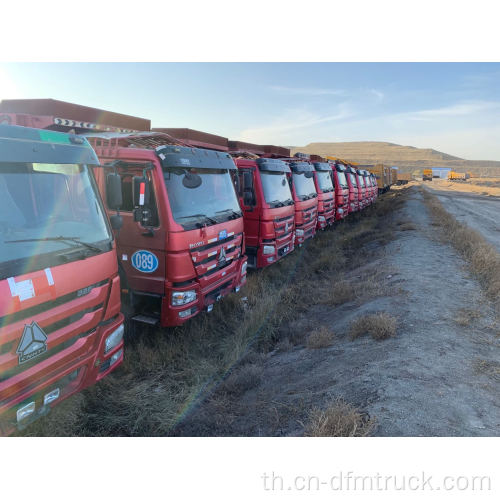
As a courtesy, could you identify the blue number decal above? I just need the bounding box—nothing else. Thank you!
[219,229,227,240]
[131,250,159,273]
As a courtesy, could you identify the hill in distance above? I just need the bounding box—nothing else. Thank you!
[290,142,500,175]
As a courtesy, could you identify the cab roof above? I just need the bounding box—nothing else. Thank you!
[0,124,99,165]
[155,144,236,170]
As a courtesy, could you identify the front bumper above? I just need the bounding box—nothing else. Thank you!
[162,256,248,326]
[0,313,124,435]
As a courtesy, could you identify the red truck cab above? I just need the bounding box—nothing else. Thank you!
[311,161,335,229]
[89,135,248,327]
[284,159,318,245]
[363,170,375,204]
[331,162,350,220]
[355,169,367,209]
[232,156,295,269]
[0,123,124,434]
[345,165,359,213]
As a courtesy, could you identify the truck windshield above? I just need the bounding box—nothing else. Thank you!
[292,172,316,200]
[336,171,348,188]
[349,173,357,186]
[315,171,333,193]
[260,171,293,206]
[163,168,242,229]
[0,163,112,279]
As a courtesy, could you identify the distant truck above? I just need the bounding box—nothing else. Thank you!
[448,171,468,182]
[423,169,433,181]
[365,164,391,194]
[396,172,412,185]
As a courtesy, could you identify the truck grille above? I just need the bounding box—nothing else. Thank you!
[190,233,243,279]
[0,280,108,386]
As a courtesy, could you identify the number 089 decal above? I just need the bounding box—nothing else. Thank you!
[131,250,159,273]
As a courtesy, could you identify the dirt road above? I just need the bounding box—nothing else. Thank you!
[178,187,500,436]
[424,182,500,252]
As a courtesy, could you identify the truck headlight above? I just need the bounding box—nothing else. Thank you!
[172,290,197,306]
[295,229,304,237]
[263,245,276,255]
[105,324,124,354]
[318,216,326,222]
[241,261,247,274]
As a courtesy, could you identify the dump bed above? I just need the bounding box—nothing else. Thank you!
[0,99,150,132]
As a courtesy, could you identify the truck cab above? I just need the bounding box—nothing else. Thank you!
[232,156,295,268]
[330,162,350,220]
[345,165,359,213]
[311,161,335,229]
[0,124,124,434]
[355,169,368,209]
[286,160,318,245]
[89,135,248,327]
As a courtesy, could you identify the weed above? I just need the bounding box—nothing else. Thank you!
[349,313,397,340]
[303,399,376,437]
[306,326,335,349]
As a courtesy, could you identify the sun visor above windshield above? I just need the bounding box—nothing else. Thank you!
[0,124,99,165]
[312,162,332,172]
[155,145,236,170]
[289,161,314,173]
[256,158,290,173]
[335,164,346,172]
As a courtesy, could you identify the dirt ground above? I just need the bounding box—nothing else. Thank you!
[425,177,500,198]
[424,181,500,252]
[177,186,500,436]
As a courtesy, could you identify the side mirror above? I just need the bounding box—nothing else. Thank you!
[133,176,151,208]
[106,173,122,210]
[110,214,123,231]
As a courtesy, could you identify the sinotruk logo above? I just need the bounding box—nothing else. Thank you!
[16,322,48,364]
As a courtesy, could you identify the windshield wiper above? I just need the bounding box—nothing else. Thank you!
[6,236,102,253]
[215,209,242,219]
[177,214,219,226]
[267,200,285,207]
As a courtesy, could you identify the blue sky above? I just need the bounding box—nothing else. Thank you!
[1,63,499,160]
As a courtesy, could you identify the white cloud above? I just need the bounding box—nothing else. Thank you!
[370,89,384,101]
[237,105,353,144]
[268,85,346,96]
[406,100,500,120]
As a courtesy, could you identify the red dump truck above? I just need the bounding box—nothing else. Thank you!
[308,155,335,229]
[344,164,360,213]
[227,141,295,269]
[0,123,124,435]
[273,154,318,246]
[330,162,350,220]
[1,100,247,327]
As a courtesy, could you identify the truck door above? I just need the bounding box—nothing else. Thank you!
[237,168,259,249]
[113,162,166,296]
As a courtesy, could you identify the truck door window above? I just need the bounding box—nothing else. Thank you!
[116,165,159,227]
[239,169,255,206]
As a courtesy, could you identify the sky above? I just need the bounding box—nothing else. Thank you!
[1,62,499,160]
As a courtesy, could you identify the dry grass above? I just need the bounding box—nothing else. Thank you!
[422,189,500,309]
[221,363,263,396]
[454,308,482,327]
[306,326,335,349]
[19,188,409,436]
[303,399,376,437]
[397,220,417,231]
[349,313,397,340]
[472,359,500,381]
